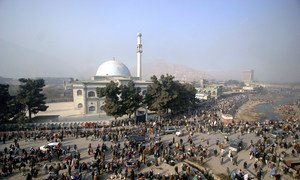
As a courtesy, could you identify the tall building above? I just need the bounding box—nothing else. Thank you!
[72,33,152,114]
[242,70,254,84]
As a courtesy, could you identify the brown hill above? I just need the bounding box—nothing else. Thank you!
[132,60,210,82]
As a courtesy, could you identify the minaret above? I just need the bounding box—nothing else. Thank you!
[136,33,143,80]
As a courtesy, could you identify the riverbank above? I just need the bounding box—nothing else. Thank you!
[234,100,266,122]
[233,93,290,123]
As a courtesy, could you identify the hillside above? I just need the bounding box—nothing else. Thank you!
[132,60,210,82]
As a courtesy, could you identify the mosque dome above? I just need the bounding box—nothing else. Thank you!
[96,60,131,77]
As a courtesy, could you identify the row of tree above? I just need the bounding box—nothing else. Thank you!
[1,75,198,122]
[97,74,199,119]
[0,78,48,123]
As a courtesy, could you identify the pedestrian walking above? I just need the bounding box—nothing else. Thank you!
[233,155,238,166]
[243,161,248,169]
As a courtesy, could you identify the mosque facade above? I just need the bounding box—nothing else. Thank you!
[72,33,151,114]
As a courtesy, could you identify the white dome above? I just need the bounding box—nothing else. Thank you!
[96,60,131,77]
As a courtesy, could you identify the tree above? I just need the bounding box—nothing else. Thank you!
[97,81,124,119]
[144,75,160,112]
[0,84,13,122]
[180,83,198,112]
[225,80,245,87]
[168,82,187,115]
[17,78,48,120]
[145,74,178,117]
[120,80,142,118]
[145,74,199,117]
[9,96,26,123]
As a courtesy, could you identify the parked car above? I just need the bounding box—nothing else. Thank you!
[126,135,147,144]
[175,130,183,137]
[271,130,288,139]
[40,142,62,152]
[64,151,80,161]
[125,159,138,169]
[163,126,177,134]
[229,139,244,152]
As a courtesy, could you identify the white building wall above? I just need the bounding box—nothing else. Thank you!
[72,79,152,114]
[73,85,85,114]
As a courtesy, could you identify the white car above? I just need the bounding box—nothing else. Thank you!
[40,142,61,152]
[175,130,183,136]
[163,126,177,134]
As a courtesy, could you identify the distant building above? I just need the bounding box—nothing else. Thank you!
[195,93,209,100]
[242,84,263,92]
[242,86,255,91]
[201,85,223,99]
[199,79,209,88]
[242,70,254,84]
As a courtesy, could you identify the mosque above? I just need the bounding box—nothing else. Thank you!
[72,33,152,114]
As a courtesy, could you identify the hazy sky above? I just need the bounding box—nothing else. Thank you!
[0,0,300,83]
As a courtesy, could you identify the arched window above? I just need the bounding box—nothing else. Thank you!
[77,103,83,108]
[89,106,95,111]
[88,91,95,97]
[77,90,82,96]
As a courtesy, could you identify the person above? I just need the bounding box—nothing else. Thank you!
[26,172,32,180]
[130,169,135,180]
[270,166,277,177]
[211,147,217,156]
[124,168,128,179]
[44,164,48,174]
[253,162,258,171]
[228,150,233,162]
[174,166,178,174]
[93,172,97,180]
[74,144,77,152]
[220,155,224,165]
[67,164,71,176]
[235,169,243,179]
[243,161,248,169]
[233,155,238,166]
[256,168,262,180]
[2,133,6,144]
[8,164,12,175]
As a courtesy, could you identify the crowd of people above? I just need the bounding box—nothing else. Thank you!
[216,94,248,115]
[275,98,300,122]
[0,92,300,180]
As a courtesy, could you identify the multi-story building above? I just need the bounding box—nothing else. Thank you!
[242,70,254,84]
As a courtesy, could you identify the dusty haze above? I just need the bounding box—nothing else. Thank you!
[0,0,300,83]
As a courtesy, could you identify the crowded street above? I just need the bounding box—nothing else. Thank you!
[1,92,300,180]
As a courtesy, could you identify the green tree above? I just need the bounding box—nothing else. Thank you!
[97,81,124,119]
[120,80,142,118]
[180,83,198,112]
[225,80,245,86]
[0,84,13,122]
[9,96,26,123]
[144,75,160,112]
[17,78,48,120]
[145,74,199,117]
[145,74,178,117]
